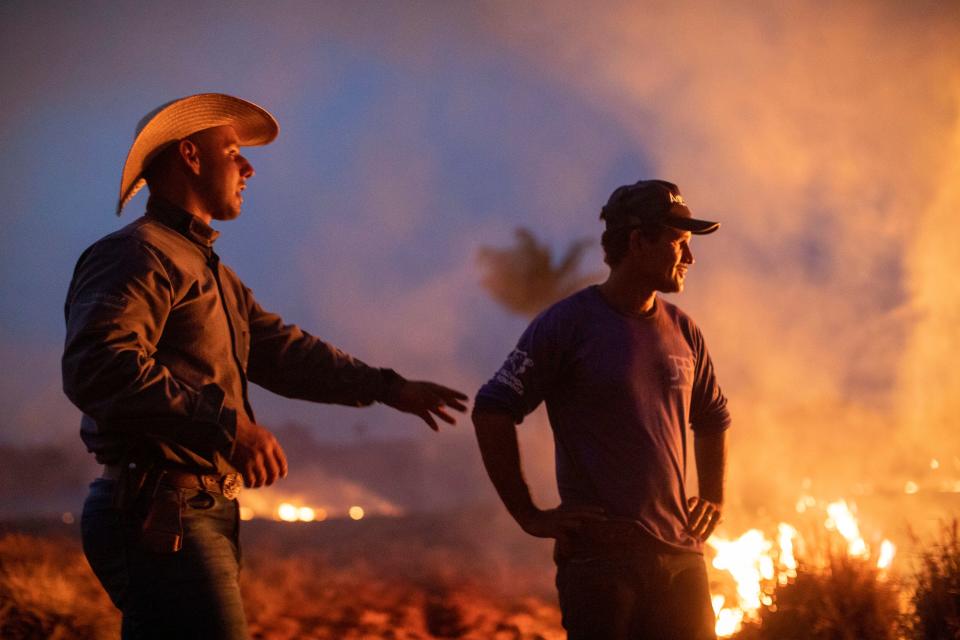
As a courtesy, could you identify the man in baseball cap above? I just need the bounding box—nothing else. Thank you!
[600,178,720,235]
[473,178,729,639]
[63,93,467,638]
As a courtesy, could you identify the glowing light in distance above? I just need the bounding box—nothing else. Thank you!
[61,512,75,524]
[277,503,298,522]
[239,506,255,521]
[349,506,365,520]
[298,507,315,522]
[904,480,919,495]
[931,458,940,470]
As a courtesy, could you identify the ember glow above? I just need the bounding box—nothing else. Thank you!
[707,497,896,637]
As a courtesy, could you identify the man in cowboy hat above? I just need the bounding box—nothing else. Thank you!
[63,93,468,638]
[472,179,730,639]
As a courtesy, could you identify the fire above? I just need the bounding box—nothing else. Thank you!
[277,502,299,522]
[825,499,867,558]
[274,502,332,522]
[877,539,896,571]
[708,496,895,637]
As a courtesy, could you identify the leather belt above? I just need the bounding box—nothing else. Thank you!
[162,469,244,501]
[101,464,243,500]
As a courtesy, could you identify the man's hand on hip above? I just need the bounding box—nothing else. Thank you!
[686,496,722,541]
[384,380,469,431]
[516,505,608,544]
[231,414,288,488]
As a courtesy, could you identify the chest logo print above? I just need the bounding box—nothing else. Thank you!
[668,354,695,388]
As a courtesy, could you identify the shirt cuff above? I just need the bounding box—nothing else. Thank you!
[374,368,407,405]
[194,383,238,457]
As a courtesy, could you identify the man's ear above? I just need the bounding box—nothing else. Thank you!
[628,228,645,256]
[178,139,202,176]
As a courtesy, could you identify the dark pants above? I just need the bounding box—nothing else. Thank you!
[81,478,249,640]
[556,539,716,640]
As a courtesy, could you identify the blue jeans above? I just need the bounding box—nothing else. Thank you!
[81,478,249,640]
[556,541,716,640]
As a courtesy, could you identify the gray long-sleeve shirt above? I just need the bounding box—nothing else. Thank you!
[63,196,398,472]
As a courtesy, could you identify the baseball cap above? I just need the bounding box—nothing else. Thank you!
[600,179,720,235]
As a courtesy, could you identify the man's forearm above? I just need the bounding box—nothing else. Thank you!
[472,409,537,522]
[694,429,727,504]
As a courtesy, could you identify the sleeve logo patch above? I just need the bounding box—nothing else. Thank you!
[495,349,534,395]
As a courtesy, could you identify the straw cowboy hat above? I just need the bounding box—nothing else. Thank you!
[117,93,279,214]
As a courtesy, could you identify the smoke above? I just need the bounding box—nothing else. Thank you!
[2,0,959,531]
[470,0,960,520]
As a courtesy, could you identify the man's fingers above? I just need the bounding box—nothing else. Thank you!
[701,511,721,540]
[436,385,469,402]
[686,500,711,534]
[420,412,439,432]
[427,383,469,410]
[245,459,263,489]
[686,500,720,539]
[444,399,468,413]
[276,445,289,479]
[431,406,456,425]
[262,447,280,486]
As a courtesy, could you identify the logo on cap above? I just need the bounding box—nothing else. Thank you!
[669,193,687,206]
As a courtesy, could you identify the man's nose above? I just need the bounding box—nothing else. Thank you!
[240,156,255,178]
[681,243,694,264]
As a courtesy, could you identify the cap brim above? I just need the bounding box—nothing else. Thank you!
[662,215,720,235]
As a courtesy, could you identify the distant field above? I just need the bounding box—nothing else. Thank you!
[3,510,956,638]
[0,508,565,639]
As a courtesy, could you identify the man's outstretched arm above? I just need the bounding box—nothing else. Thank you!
[688,429,727,541]
[472,409,604,540]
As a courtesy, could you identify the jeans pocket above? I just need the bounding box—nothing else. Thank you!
[140,487,184,553]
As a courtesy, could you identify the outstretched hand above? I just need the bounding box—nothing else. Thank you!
[686,496,722,541]
[384,380,469,431]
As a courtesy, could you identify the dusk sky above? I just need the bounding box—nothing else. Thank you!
[2,1,959,506]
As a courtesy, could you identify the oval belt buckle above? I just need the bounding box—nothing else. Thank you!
[221,473,242,500]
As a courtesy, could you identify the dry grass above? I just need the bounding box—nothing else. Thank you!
[733,552,903,640]
[240,552,563,639]
[5,515,957,639]
[0,513,564,640]
[905,519,960,640]
[0,533,119,640]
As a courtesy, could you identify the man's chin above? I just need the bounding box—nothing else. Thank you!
[659,279,684,294]
[212,207,242,222]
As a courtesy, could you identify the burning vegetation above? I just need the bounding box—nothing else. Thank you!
[3,508,960,638]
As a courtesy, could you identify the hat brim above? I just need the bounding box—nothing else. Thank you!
[662,214,720,235]
[117,93,279,214]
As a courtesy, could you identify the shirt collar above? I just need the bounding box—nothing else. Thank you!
[145,195,220,248]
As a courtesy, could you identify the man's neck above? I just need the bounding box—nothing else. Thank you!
[149,186,213,225]
[599,270,657,317]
